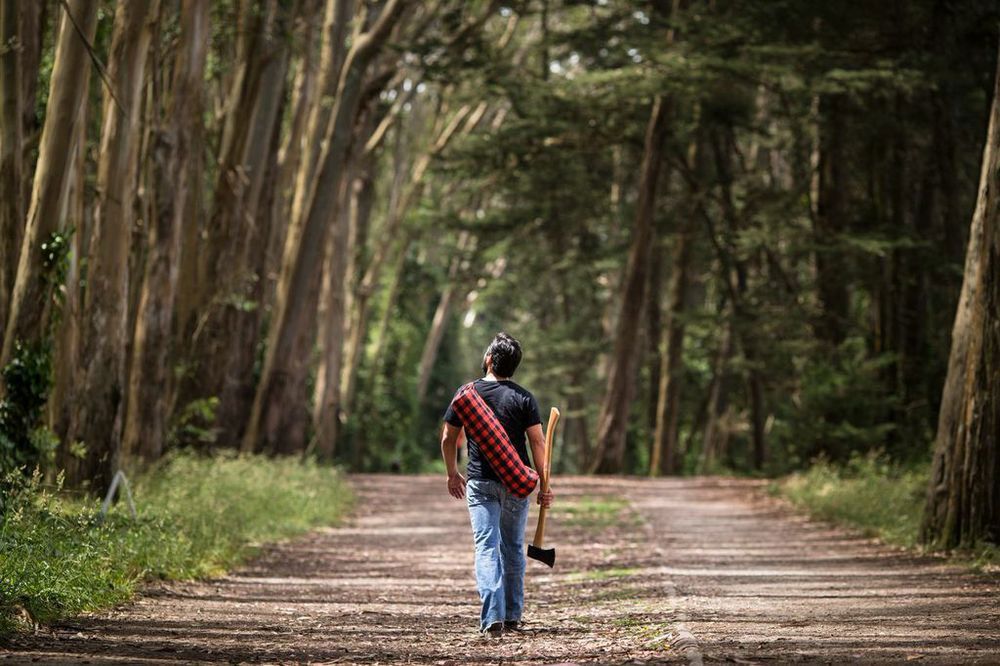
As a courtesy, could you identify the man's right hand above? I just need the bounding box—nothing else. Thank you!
[447,471,467,500]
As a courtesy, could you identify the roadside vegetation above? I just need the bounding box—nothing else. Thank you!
[0,454,351,635]
[772,452,927,548]
[771,453,999,570]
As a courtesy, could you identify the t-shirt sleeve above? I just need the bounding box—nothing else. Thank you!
[442,388,463,427]
[524,392,542,428]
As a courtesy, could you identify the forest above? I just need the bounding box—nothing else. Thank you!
[1,0,1000,573]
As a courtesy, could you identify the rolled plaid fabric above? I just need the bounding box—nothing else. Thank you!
[449,382,539,498]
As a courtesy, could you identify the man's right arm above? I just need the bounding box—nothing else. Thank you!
[441,422,466,499]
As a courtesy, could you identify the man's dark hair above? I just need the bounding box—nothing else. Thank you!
[482,332,522,378]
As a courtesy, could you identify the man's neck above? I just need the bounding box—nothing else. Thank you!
[484,372,510,382]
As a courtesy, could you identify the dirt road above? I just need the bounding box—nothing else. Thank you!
[3,475,999,664]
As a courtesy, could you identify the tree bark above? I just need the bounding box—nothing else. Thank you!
[645,227,663,457]
[0,0,23,333]
[310,141,367,460]
[267,4,321,307]
[415,231,472,403]
[243,0,409,455]
[589,95,670,474]
[922,45,1000,549]
[281,0,355,299]
[365,234,410,390]
[122,0,209,464]
[67,0,159,490]
[700,309,734,471]
[1,0,97,369]
[649,223,691,476]
[178,0,291,446]
[17,0,41,160]
[48,92,87,453]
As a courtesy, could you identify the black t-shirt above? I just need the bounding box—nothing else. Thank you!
[443,378,542,482]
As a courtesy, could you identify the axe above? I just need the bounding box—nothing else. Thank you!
[527,407,560,567]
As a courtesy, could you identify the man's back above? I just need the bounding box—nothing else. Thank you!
[444,378,541,482]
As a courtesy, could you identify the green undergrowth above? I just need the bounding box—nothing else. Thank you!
[771,453,1000,571]
[770,451,928,548]
[0,452,351,635]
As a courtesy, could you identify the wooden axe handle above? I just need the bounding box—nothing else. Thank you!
[531,407,560,548]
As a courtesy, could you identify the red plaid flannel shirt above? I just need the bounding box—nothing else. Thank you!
[449,382,539,498]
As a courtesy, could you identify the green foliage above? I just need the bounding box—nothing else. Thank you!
[768,338,899,471]
[0,341,55,485]
[167,397,221,450]
[39,230,72,294]
[0,453,351,634]
[0,229,74,484]
[773,451,928,548]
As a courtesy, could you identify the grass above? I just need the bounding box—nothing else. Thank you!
[569,566,640,582]
[0,452,351,635]
[557,495,642,529]
[770,451,928,548]
[772,452,1000,572]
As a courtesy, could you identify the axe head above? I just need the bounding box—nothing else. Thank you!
[527,544,555,567]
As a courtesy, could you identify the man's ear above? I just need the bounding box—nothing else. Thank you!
[482,353,491,374]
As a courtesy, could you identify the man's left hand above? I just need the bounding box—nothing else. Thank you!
[447,471,467,500]
[537,488,554,508]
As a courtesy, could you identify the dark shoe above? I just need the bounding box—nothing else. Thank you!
[481,622,503,638]
[503,620,524,632]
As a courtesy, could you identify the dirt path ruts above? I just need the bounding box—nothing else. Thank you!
[2,475,999,664]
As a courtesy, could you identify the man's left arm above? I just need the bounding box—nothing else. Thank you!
[526,424,554,508]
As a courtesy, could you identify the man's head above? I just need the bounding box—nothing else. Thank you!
[482,332,522,378]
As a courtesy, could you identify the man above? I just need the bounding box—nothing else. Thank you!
[441,332,555,638]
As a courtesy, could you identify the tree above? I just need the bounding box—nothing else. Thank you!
[243,0,410,455]
[1,0,97,370]
[589,95,670,474]
[123,0,210,464]
[0,0,23,330]
[66,0,160,490]
[921,43,1000,549]
[177,0,292,446]
[649,220,692,476]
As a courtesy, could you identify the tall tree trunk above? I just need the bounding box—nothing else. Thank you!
[711,125,768,471]
[48,95,88,452]
[1,0,97,369]
[281,0,355,300]
[812,94,850,346]
[649,222,692,476]
[310,153,360,460]
[415,231,472,403]
[243,0,409,455]
[67,0,159,490]
[17,0,43,218]
[645,227,663,456]
[179,0,290,446]
[17,0,42,157]
[589,96,670,474]
[700,309,734,471]
[364,234,409,389]
[745,340,767,470]
[922,45,1000,549]
[0,0,23,333]
[122,0,209,464]
[267,4,321,307]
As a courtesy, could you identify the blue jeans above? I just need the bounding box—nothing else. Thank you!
[466,477,529,631]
